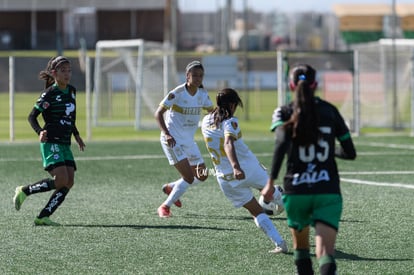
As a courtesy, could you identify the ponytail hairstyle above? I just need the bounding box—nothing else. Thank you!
[39,56,70,89]
[213,88,243,127]
[284,64,320,146]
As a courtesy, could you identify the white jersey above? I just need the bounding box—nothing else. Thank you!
[160,83,213,144]
[201,113,259,177]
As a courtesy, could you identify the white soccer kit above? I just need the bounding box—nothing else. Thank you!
[201,114,268,208]
[160,83,213,165]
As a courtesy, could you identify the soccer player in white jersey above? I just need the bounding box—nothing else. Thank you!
[155,61,214,218]
[201,88,288,253]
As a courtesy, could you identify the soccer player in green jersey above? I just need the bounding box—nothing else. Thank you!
[13,56,85,226]
[263,64,356,275]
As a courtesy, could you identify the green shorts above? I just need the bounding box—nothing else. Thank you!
[40,143,76,171]
[282,194,342,232]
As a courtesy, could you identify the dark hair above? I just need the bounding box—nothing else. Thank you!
[185,60,204,88]
[284,64,319,146]
[186,60,204,73]
[39,56,70,89]
[212,88,243,126]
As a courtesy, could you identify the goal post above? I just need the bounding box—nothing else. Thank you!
[93,39,177,129]
[277,50,359,134]
[278,43,414,134]
[352,39,414,132]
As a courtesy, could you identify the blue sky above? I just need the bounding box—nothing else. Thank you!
[178,0,410,13]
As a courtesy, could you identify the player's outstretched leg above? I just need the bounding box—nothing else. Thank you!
[13,179,55,211]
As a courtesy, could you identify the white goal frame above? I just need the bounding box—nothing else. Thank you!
[277,50,359,135]
[93,39,177,129]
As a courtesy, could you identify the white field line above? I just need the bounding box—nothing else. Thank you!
[356,142,414,150]
[341,178,414,189]
[0,151,410,162]
[340,171,414,175]
[0,154,166,162]
[1,154,413,189]
[336,141,414,189]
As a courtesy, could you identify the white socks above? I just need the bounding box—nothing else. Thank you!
[254,213,284,245]
[164,179,190,207]
[164,176,202,207]
[169,176,201,188]
[167,178,182,189]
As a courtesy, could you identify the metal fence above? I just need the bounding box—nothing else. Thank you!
[277,41,414,135]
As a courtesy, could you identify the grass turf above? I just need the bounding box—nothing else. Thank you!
[1,137,413,274]
[1,88,413,274]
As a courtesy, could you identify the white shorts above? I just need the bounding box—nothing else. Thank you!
[217,161,268,208]
[160,135,204,166]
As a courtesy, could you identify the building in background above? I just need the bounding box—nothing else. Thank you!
[398,4,414,38]
[333,3,414,45]
[0,1,412,52]
[0,0,169,50]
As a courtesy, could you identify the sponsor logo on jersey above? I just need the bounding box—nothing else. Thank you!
[171,105,201,115]
[60,119,72,126]
[231,121,238,130]
[167,93,175,100]
[292,163,330,186]
[65,103,75,115]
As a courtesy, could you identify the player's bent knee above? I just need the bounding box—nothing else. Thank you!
[194,164,208,181]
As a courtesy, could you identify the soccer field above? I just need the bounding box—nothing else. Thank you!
[1,137,413,274]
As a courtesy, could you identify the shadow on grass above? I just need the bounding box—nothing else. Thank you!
[335,249,412,262]
[287,249,412,262]
[339,219,365,223]
[184,213,287,222]
[63,223,237,231]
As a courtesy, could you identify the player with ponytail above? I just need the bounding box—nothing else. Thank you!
[264,64,356,274]
[202,88,288,254]
[13,56,85,226]
[155,61,213,218]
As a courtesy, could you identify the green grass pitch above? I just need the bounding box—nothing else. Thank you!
[1,136,413,274]
[1,89,413,274]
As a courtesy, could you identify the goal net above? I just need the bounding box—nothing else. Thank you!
[277,50,358,132]
[93,39,177,129]
[278,44,414,134]
[352,39,414,131]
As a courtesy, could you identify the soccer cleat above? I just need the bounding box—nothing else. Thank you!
[162,184,182,208]
[157,205,171,218]
[269,241,288,254]
[34,217,61,226]
[13,186,27,211]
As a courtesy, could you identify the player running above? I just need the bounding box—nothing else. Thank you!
[201,88,288,253]
[13,56,85,226]
[155,61,214,218]
[263,64,356,274]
